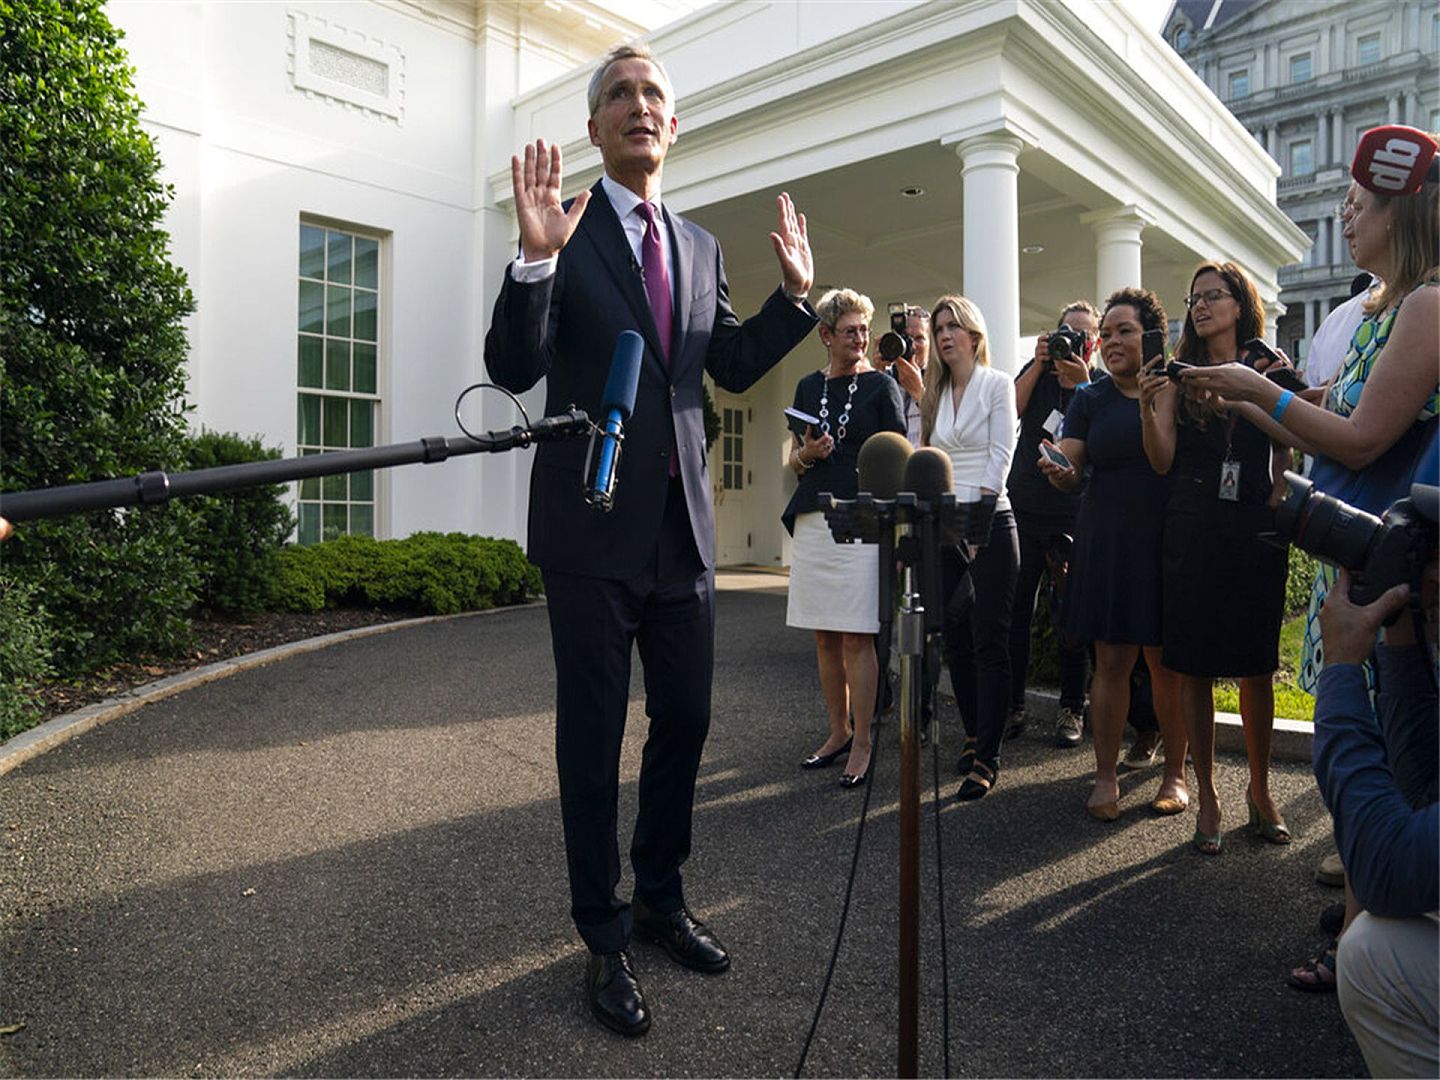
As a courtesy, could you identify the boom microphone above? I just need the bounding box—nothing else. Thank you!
[857,431,913,499]
[585,330,644,511]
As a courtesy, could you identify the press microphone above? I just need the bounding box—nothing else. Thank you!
[857,431,913,500]
[585,331,644,511]
[903,447,956,634]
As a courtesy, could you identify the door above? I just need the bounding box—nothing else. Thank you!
[711,390,751,565]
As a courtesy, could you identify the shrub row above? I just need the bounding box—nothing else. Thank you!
[265,532,542,615]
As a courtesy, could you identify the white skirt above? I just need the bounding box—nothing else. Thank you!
[786,511,881,634]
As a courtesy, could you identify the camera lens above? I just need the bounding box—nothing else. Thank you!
[1275,473,1382,571]
[878,331,912,363]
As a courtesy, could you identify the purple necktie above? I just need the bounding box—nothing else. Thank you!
[637,201,672,366]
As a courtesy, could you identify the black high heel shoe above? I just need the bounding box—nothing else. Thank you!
[801,736,853,770]
[839,762,870,788]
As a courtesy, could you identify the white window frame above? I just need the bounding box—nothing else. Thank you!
[296,219,386,544]
[1289,51,1313,84]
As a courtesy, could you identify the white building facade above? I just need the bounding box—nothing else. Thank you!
[109,0,1306,565]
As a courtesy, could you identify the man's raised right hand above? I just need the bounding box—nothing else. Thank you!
[513,139,591,262]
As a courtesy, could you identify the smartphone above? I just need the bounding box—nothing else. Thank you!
[1240,337,1308,392]
[1039,442,1072,471]
[1141,328,1167,371]
[1165,360,1195,381]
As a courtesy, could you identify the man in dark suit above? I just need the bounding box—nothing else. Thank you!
[483,42,816,1037]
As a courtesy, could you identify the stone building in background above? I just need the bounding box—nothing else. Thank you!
[1164,0,1438,370]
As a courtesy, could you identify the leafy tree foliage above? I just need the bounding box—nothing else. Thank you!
[1,0,199,672]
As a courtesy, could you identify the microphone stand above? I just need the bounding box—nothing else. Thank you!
[0,409,590,523]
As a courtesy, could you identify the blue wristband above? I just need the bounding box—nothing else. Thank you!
[1270,389,1295,422]
[1074,380,1091,390]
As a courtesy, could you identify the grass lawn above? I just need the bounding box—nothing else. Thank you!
[1213,613,1312,722]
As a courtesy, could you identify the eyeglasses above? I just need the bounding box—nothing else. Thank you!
[1333,199,1362,221]
[831,325,869,339]
[1184,289,1234,309]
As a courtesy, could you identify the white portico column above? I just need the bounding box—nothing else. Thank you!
[1264,298,1285,347]
[1081,205,1155,302]
[952,131,1028,375]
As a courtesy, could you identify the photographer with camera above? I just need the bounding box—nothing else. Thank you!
[1139,261,1291,855]
[1006,302,1097,747]
[877,304,931,449]
[1307,491,1437,1076]
[1178,126,1439,694]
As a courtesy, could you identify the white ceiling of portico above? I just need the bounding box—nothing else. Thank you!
[683,140,1202,337]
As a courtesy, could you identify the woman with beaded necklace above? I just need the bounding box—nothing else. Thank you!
[782,288,905,787]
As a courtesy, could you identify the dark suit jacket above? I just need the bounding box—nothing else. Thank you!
[484,181,817,579]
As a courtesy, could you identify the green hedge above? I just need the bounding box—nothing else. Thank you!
[0,575,56,739]
[266,532,543,615]
[184,430,294,614]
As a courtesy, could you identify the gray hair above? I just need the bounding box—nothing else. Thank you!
[815,288,875,332]
[586,42,674,117]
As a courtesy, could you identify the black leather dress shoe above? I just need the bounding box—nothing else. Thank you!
[633,901,730,973]
[586,950,650,1037]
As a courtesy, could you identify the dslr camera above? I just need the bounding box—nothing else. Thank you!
[1046,325,1085,365]
[878,302,914,364]
[1274,472,1438,609]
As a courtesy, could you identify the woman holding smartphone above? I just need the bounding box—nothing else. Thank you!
[1139,261,1290,855]
[919,295,1019,801]
[1038,288,1187,821]
[782,288,906,788]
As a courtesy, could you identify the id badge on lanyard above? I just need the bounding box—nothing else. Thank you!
[1219,415,1240,502]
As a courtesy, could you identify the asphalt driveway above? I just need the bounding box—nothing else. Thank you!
[0,574,1363,1077]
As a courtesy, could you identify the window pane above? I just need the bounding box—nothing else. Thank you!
[299,503,321,545]
[327,230,352,284]
[350,504,374,537]
[723,410,733,434]
[1291,141,1313,176]
[323,472,347,501]
[1357,35,1380,65]
[735,411,743,436]
[299,476,319,500]
[298,280,324,333]
[734,468,743,491]
[323,504,347,541]
[325,339,351,391]
[299,225,326,279]
[1290,53,1311,82]
[353,289,377,342]
[323,397,348,448]
[298,394,321,446]
[327,285,351,337]
[353,342,377,394]
[350,400,373,447]
[351,469,373,500]
[298,335,323,387]
[354,237,378,289]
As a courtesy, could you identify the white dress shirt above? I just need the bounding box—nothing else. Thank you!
[511,173,670,284]
[926,363,1017,511]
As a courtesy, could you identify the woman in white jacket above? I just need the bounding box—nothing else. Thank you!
[920,295,1020,801]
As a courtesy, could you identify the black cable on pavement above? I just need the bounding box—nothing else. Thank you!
[794,717,883,1079]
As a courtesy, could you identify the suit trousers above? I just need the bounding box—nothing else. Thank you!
[1008,515,1088,714]
[941,510,1019,771]
[541,476,714,955]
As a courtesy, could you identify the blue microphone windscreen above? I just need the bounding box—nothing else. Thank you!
[601,330,645,418]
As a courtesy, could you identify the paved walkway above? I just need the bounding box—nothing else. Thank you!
[0,574,1362,1077]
